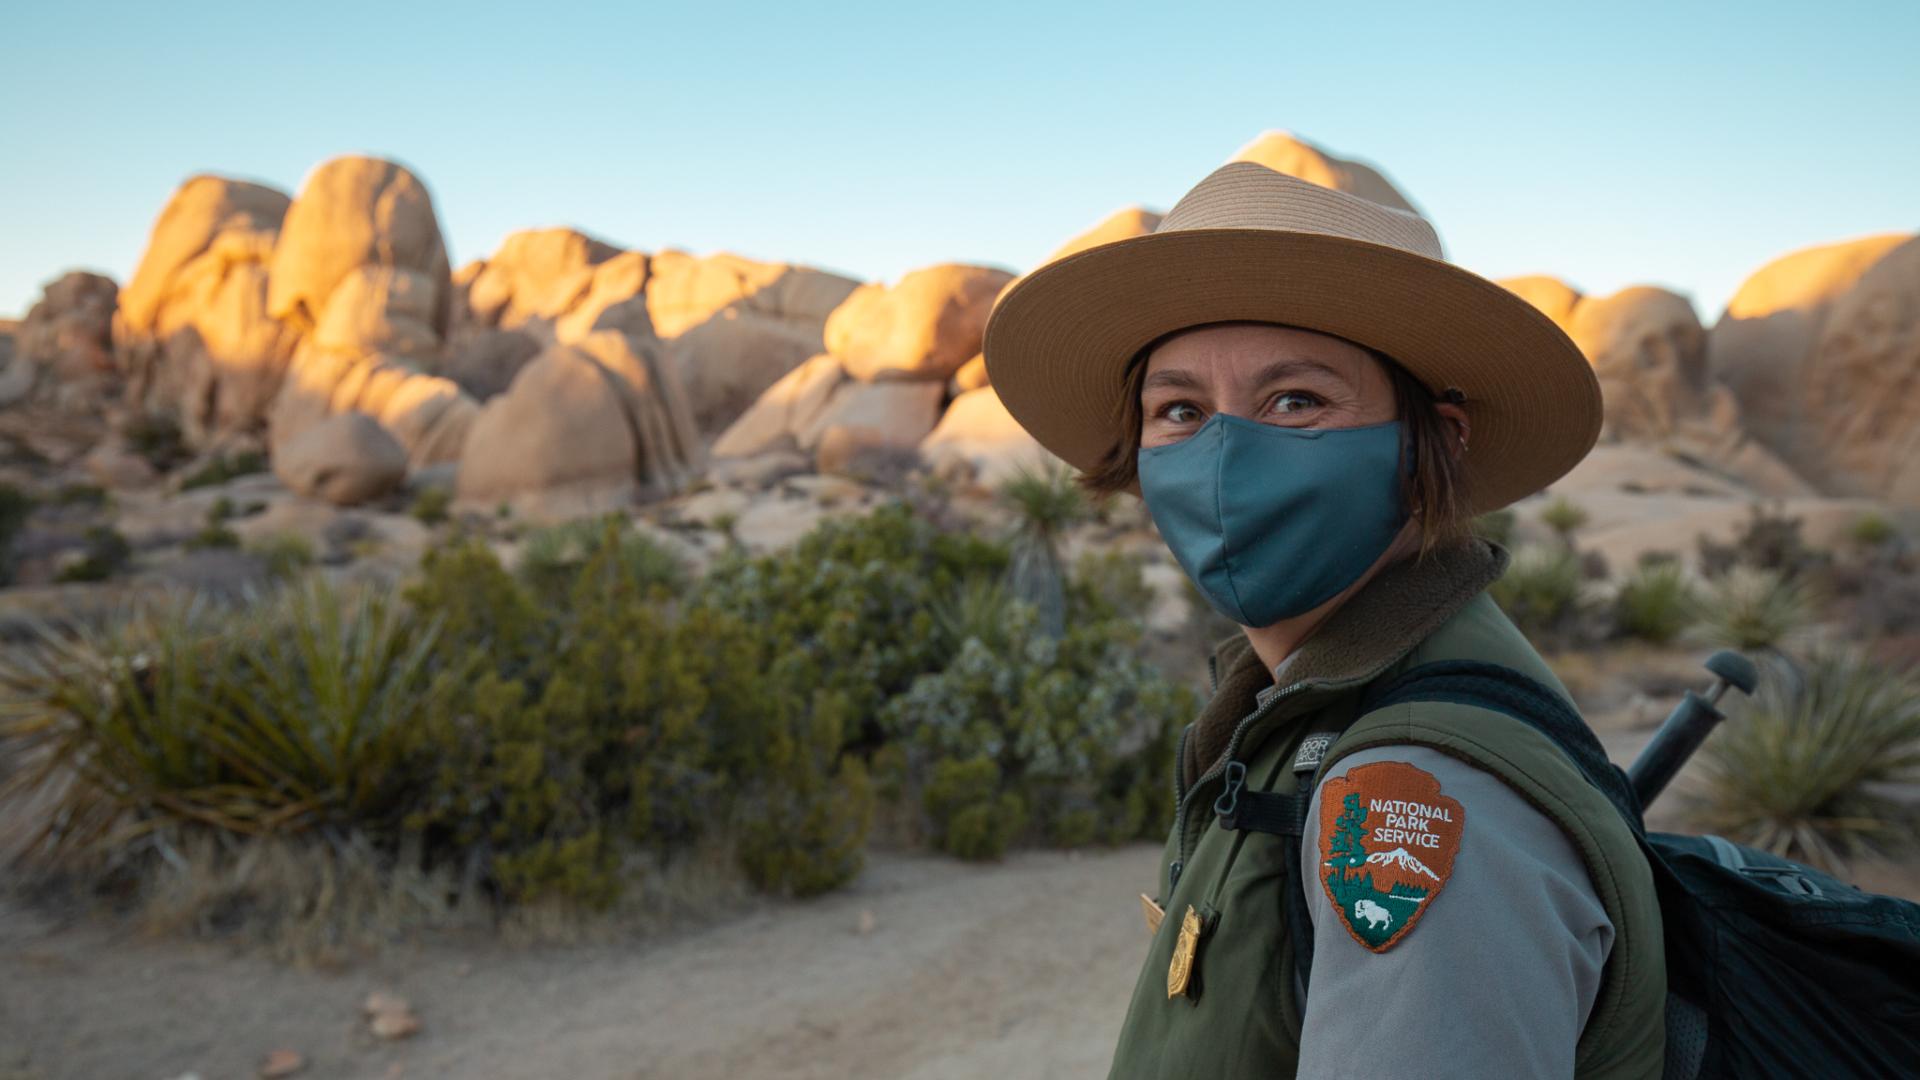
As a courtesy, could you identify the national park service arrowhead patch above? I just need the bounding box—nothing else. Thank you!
[1317,760,1465,953]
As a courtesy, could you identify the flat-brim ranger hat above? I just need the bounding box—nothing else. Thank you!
[981,161,1601,513]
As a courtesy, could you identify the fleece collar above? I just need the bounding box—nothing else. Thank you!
[1180,537,1511,789]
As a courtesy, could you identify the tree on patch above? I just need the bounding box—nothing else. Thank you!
[1328,792,1368,879]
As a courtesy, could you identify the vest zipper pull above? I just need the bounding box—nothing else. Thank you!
[1168,860,1183,891]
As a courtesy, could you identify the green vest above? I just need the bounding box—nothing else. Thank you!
[1106,543,1666,1079]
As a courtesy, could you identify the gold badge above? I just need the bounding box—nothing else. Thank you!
[1166,904,1202,998]
[1139,893,1165,935]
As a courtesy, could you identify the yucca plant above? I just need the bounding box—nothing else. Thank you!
[1613,559,1698,645]
[210,579,456,836]
[1694,565,1815,654]
[1538,495,1589,545]
[0,580,458,865]
[1695,648,1920,867]
[997,462,1089,639]
[1490,543,1586,640]
[0,596,242,861]
[933,576,1018,654]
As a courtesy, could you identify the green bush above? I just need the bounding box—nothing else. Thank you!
[1471,507,1516,548]
[1696,649,1920,867]
[516,515,685,607]
[250,533,316,581]
[123,412,189,471]
[883,597,1190,854]
[179,451,268,491]
[1539,496,1589,543]
[411,486,452,525]
[0,483,33,584]
[1490,544,1585,639]
[1695,566,1814,653]
[55,525,132,582]
[1698,503,1824,580]
[922,756,1026,860]
[1613,559,1698,644]
[1848,512,1897,549]
[1070,548,1157,623]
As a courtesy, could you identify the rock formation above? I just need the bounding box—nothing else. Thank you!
[455,330,698,509]
[450,230,859,433]
[824,263,1012,382]
[1229,130,1428,221]
[272,411,409,505]
[114,176,296,445]
[1800,236,1920,503]
[1503,277,1808,496]
[1708,233,1914,497]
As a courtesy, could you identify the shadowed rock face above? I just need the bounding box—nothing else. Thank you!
[1708,233,1914,495]
[1803,236,1920,503]
[21,271,118,384]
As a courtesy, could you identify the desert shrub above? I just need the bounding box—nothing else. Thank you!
[922,756,1027,860]
[516,515,685,607]
[1490,544,1586,640]
[1698,502,1824,580]
[1695,565,1815,653]
[54,525,132,582]
[249,532,316,581]
[179,451,268,491]
[410,486,452,525]
[123,412,189,471]
[695,501,1007,747]
[1695,649,1920,867]
[186,498,241,550]
[1539,495,1589,543]
[882,597,1191,855]
[1613,558,1698,645]
[1071,548,1157,623]
[409,525,873,903]
[0,483,33,584]
[1471,507,1516,548]
[1847,512,1897,550]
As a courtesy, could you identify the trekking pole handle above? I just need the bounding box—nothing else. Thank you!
[1627,651,1759,811]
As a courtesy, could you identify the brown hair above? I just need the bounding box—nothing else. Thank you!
[1079,327,1475,552]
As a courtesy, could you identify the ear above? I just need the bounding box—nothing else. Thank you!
[1435,402,1471,459]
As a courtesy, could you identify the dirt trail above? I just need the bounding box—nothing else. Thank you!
[2,846,1162,1080]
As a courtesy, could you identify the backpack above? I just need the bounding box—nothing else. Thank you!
[1234,660,1920,1079]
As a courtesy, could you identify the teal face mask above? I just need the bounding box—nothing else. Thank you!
[1136,413,1409,628]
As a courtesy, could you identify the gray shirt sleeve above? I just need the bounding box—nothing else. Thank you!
[1296,744,1613,1079]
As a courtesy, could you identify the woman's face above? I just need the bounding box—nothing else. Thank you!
[1139,322,1398,449]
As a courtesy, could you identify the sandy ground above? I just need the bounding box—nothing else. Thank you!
[1,846,1160,1080]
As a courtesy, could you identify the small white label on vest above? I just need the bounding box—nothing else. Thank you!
[1293,734,1334,772]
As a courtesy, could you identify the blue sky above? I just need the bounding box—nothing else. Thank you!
[2,1,1914,322]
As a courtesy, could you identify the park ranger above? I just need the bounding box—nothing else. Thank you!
[981,162,1666,1077]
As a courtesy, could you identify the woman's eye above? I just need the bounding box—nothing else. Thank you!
[1268,391,1322,415]
[1159,402,1203,424]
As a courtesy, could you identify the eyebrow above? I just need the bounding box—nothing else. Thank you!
[1140,357,1351,393]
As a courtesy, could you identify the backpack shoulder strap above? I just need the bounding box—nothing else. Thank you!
[1358,660,1647,833]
